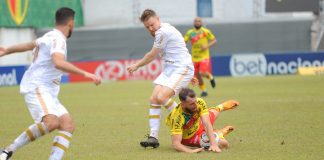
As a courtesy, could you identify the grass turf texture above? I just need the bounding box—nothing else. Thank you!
[0,75,323,159]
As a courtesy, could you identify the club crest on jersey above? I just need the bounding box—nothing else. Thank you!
[7,0,29,26]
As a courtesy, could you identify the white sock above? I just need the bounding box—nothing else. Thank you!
[149,104,161,138]
[49,130,72,160]
[7,123,49,152]
[164,99,178,114]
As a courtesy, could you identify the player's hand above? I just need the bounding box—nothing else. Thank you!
[127,64,139,74]
[192,147,204,153]
[200,45,208,51]
[84,72,101,86]
[0,46,8,57]
[208,144,221,153]
[190,77,199,86]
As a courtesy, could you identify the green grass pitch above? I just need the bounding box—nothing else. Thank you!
[0,75,323,159]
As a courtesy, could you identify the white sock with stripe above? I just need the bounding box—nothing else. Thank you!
[164,98,178,114]
[7,123,49,152]
[49,130,72,160]
[149,104,161,138]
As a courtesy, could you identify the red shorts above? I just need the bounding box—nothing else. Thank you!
[194,59,211,75]
[181,109,216,147]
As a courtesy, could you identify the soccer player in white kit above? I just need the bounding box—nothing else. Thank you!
[0,7,101,160]
[127,9,196,148]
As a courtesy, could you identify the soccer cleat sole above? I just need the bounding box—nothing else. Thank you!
[140,142,160,148]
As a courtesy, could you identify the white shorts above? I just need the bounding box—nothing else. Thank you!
[154,65,194,95]
[23,87,68,123]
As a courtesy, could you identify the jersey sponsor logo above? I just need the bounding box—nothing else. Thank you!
[0,69,17,86]
[190,31,207,45]
[164,60,175,64]
[7,0,29,26]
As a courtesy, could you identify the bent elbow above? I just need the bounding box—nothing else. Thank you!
[172,143,181,152]
[54,63,61,70]
[171,143,177,150]
[53,61,63,70]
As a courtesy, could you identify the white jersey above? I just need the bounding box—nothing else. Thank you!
[153,23,193,68]
[20,29,67,95]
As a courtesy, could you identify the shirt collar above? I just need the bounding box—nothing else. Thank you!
[53,28,67,40]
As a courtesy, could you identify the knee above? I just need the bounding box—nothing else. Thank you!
[209,109,217,115]
[219,139,229,149]
[150,94,167,105]
[44,118,60,132]
[199,72,207,76]
[156,94,169,105]
[60,121,75,133]
[149,96,157,104]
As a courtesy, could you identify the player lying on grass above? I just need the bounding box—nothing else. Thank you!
[166,88,239,153]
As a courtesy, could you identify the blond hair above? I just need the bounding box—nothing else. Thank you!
[140,9,157,22]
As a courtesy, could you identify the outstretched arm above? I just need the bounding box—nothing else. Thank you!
[171,134,204,153]
[127,47,161,73]
[201,114,221,153]
[52,53,101,85]
[0,41,36,57]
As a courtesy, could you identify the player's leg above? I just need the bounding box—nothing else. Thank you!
[158,65,194,114]
[49,112,74,160]
[198,110,233,149]
[199,59,216,88]
[141,66,193,148]
[147,66,193,140]
[208,109,220,125]
[0,115,58,160]
[218,138,229,149]
[195,62,208,97]
[0,89,60,160]
[197,74,207,97]
[139,85,163,148]
[140,85,176,148]
[214,126,234,149]
[211,100,240,112]
[148,85,164,139]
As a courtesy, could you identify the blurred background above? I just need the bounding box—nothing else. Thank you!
[1,0,324,86]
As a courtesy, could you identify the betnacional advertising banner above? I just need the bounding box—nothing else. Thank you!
[212,52,324,77]
[0,66,27,86]
[1,52,324,86]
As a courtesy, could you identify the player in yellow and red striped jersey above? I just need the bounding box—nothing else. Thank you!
[166,88,239,153]
[184,17,217,97]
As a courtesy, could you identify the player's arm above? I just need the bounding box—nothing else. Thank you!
[201,30,217,51]
[127,47,161,73]
[171,134,204,153]
[0,41,36,57]
[201,39,216,51]
[183,30,191,43]
[201,114,221,153]
[207,39,217,48]
[52,53,101,85]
